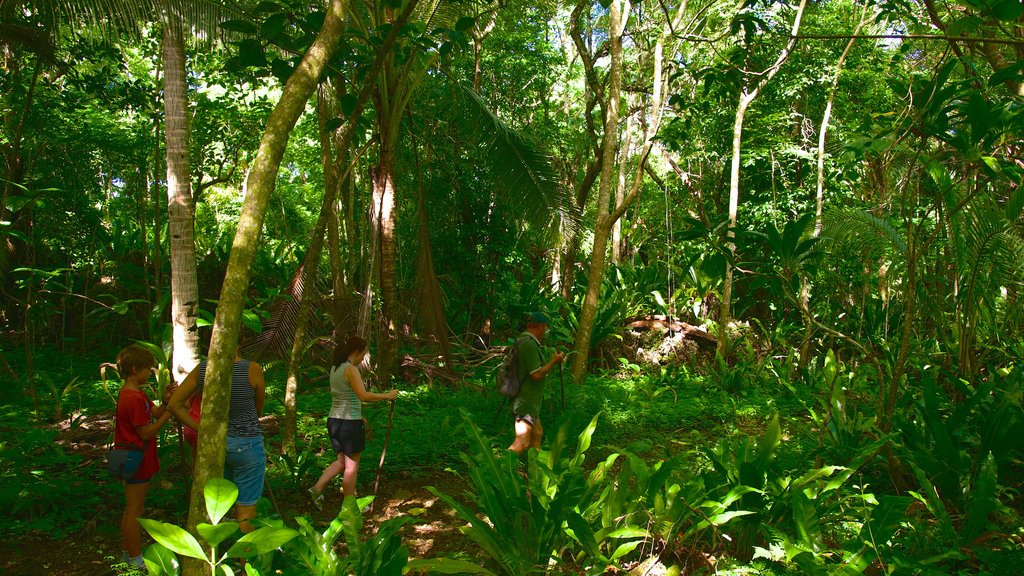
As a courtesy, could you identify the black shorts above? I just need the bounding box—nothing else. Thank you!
[327,418,365,456]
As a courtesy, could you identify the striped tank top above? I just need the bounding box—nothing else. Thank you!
[196,359,262,437]
[328,361,361,420]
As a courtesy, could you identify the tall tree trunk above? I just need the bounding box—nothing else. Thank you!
[570,0,624,384]
[183,4,347,573]
[282,187,334,455]
[370,141,399,386]
[571,0,682,384]
[718,0,808,359]
[162,12,200,383]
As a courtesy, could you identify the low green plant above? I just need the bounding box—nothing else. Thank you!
[273,449,316,491]
[139,478,299,575]
[281,495,493,576]
[891,365,1024,571]
[428,409,652,575]
[699,415,884,573]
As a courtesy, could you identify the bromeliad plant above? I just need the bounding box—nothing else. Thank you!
[139,478,298,575]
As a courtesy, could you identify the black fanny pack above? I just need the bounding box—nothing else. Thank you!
[107,443,144,480]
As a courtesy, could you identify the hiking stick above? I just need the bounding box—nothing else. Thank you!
[369,399,396,513]
[559,359,565,412]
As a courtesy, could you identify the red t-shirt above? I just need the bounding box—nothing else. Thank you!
[115,388,160,480]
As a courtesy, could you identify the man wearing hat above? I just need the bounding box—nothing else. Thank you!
[508,311,564,453]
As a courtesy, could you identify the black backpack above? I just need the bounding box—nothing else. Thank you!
[496,336,527,397]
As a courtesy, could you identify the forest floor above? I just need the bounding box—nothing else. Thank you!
[0,411,485,576]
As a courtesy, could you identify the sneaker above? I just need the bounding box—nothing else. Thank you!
[127,554,147,573]
[308,486,323,511]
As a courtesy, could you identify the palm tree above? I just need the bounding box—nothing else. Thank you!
[0,0,245,381]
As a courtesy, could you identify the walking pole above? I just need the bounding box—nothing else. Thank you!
[559,358,565,412]
[369,399,395,514]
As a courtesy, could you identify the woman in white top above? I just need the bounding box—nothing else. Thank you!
[308,335,397,510]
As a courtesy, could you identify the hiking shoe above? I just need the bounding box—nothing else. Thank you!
[127,554,147,573]
[308,486,323,511]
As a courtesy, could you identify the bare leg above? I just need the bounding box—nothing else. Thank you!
[313,453,345,494]
[529,418,543,450]
[236,503,257,534]
[508,419,533,454]
[341,452,360,498]
[121,481,150,557]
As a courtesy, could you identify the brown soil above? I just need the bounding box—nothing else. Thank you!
[0,413,484,576]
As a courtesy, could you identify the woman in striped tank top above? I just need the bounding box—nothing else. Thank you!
[308,335,397,511]
[169,345,266,533]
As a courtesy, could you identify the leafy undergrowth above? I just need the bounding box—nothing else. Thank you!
[2,345,1023,574]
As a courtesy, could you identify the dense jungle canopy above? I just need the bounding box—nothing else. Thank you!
[1,0,1023,574]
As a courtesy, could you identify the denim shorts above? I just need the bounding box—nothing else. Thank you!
[225,436,265,506]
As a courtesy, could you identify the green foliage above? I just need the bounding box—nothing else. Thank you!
[140,478,298,575]
[892,366,1024,569]
[429,409,652,575]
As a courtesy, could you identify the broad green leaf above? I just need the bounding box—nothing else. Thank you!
[198,522,240,548]
[324,117,344,133]
[991,0,1023,20]
[340,94,359,117]
[962,453,998,544]
[455,17,476,32]
[142,543,179,576]
[238,39,267,68]
[224,526,299,558]
[138,518,207,560]
[205,478,239,524]
[221,20,259,35]
[605,526,650,539]
[405,558,498,575]
[610,540,642,561]
[704,509,754,526]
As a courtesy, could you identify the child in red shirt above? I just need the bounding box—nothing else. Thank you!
[115,345,173,571]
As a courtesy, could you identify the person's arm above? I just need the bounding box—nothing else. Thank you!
[167,365,201,431]
[528,350,564,381]
[346,364,398,402]
[249,362,266,416]
[135,398,172,440]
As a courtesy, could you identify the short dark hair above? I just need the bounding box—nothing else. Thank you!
[333,335,368,368]
[116,345,155,380]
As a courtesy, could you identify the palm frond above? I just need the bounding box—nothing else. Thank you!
[448,82,581,236]
[823,208,907,259]
[953,197,1024,312]
[3,0,247,43]
[245,258,333,366]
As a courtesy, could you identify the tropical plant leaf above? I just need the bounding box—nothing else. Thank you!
[138,518,207,560]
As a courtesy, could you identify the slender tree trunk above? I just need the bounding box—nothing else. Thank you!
[162,12,200,383]
[800,7,872,364]
[183,4,347,573]
[611,107,634,265]
[718,0,808,359]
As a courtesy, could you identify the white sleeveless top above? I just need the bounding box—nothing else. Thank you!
[328,361,361,420]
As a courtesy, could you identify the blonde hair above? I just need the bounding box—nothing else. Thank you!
[116,345,155,380]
